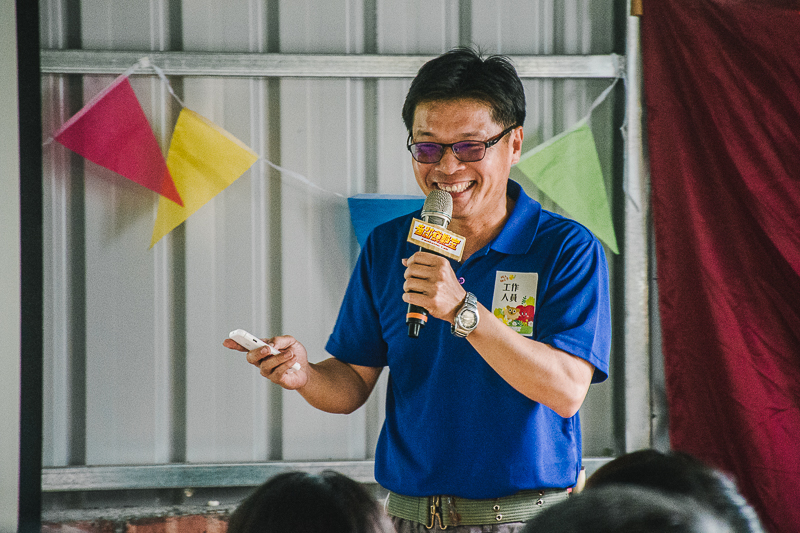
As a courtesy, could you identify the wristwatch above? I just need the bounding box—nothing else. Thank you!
[451,292,480,338]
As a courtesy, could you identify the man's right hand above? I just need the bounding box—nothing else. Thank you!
[223,334,308,389]
[224,334,383,414]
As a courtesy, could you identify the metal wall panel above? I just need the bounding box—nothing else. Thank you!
[376,0,460,53]
[41,0,79,470]
[276,0,370,461]
[180,1,276,464]
[181,76,278,463]
[39,0,625,474]
[63,0,160,466]
[279,77,371,460]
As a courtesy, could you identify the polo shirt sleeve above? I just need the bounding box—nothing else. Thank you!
[537,230,611,383]
[325,232,389,368]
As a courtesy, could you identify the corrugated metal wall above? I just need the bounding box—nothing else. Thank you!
[40,0,622,476]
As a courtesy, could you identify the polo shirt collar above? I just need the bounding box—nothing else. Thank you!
[489,180,541,255]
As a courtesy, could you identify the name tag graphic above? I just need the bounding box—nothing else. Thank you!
[492,271,538,336]
[406,218,466,261]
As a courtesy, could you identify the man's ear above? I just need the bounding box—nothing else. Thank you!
[510,126,524,165]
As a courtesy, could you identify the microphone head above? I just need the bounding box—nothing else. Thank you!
[421,189,453,228]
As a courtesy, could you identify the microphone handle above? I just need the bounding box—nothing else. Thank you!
[407,247,429,338]
[407,242,451,337]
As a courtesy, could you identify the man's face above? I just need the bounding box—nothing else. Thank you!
[410,98,523,228]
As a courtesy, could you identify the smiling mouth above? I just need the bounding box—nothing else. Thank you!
[436,181,474,193]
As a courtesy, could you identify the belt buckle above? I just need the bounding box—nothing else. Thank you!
[425,495,448,530]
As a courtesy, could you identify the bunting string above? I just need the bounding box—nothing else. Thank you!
[140,57,344,200]
[47,56,620,251]
[262,158,346,199]
[146,58,188,109]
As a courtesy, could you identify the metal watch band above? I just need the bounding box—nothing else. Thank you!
[451,291,479,338]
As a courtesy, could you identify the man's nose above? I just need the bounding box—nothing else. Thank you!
[435,147,465,173]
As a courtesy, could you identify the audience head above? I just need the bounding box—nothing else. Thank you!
[402,47,526,134]
[585,449,763,533]
[226,470,391,533]
[522,484,734,533]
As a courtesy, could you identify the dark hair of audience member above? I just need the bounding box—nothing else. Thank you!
[521,484,734,533]
[584,449,763,533]
[226,470,390,533]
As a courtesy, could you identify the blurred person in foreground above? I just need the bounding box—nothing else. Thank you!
[226,470,392,533]
[583,448,764,533]
[521,484,735,533]
[225,47,611,532]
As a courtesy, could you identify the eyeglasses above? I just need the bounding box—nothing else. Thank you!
[407,125,518,164]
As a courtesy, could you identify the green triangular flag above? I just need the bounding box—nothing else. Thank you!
[515,120,618,253]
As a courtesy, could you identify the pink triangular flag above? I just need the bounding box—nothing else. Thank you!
[54,74,183,206]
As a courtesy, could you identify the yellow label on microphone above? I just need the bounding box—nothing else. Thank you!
[407,218,466,261]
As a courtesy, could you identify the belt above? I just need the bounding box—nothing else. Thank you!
[386,489,571,529]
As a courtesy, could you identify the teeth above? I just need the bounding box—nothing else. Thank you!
[437,182,472,193]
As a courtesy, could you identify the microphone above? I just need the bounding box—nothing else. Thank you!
[406,189,453,338]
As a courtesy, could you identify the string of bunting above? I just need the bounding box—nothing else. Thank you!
[48,57,618,253]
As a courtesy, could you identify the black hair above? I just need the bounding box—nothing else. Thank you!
[402,47,526,133]
[584,449,764,533]
[226,470,388,533]
[522,485,735,533]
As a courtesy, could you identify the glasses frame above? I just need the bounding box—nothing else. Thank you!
[406,124,519,164]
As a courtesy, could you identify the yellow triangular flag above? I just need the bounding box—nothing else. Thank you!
[151,108,259,247]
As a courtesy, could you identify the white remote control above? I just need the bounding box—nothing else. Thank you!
[228,329,301,372]
[229,329,279,354]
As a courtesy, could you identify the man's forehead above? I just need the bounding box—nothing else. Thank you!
[413,97,493,117]
[412,99,498,137]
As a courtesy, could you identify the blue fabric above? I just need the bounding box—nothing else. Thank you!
[326,180,611,499]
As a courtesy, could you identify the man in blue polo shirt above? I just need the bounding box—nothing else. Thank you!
[225,48,610,532]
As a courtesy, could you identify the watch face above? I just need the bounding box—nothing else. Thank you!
[460,310,478,329]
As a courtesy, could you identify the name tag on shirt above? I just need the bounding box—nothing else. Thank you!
[492,271,538,337]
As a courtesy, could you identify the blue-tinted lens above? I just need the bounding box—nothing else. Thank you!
[411,143,445,163]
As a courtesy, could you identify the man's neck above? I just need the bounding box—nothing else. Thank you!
[451,194,516,262]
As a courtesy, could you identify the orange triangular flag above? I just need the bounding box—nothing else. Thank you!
[54,74,183,206]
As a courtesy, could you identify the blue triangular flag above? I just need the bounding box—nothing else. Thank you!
[347,194,425,248]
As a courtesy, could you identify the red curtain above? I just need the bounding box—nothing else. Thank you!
[642,1,800,531]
